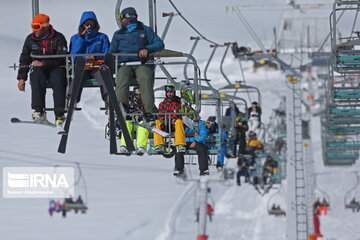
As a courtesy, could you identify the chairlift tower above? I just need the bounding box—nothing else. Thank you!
[302,117,316,236]
[286,75,308,240]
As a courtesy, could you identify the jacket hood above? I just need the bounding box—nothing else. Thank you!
[79,11,98,26]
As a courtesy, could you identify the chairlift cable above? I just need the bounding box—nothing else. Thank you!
[168,0,224,47]
[237,58,252,103]
[233,7,267,54]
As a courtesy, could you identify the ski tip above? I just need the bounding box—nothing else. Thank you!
[10,118,20,123]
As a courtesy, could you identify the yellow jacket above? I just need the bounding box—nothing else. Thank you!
[246,139,263,148]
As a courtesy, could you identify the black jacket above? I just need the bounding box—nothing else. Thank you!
[248,106,262,121]
[17,26,68,80]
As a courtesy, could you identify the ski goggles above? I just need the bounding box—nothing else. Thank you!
[133,88,141,95]
[165,85,175,92]
[31,22,49,31]
[118,13,137,21]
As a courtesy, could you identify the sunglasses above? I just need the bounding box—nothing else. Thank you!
[118,13,137,21]
[31,22,49,31]
[165,86,175,92]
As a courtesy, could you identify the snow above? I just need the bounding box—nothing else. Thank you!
[0,0,360,240]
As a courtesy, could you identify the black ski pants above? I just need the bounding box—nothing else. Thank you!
[174,142,209,171]
[30,67,67,117]
[236,168,250,185]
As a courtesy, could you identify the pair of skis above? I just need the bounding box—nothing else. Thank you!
[58,54,136,154]
[11,54,136,154]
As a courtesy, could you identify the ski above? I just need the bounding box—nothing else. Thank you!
[183,116,195,130]
[58,57,86,153]
[108,101,117,154]
[11,117,56,128]
[99,54,135,152]
[103,53,117,154]
[131,121,170,137]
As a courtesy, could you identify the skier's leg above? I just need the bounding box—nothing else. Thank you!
[120,120,134,146]
[195,142,209,171]
[115,65,134,107]
[48,67,67,118]
[29,67,47,113]
[174,119,186,146]
[174,152,185,171]
[154,119,165,146]
[136,121,149,149]
[134,65,157,113]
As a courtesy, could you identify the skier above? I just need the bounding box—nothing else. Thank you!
[236,155,250,186]
[225,101,240,117]
[263,155,278,184]
[154,84,186,154]
[174,118,210,176]
[246,131,264,156]
[119,86,149,155]
[235,117,249,156]
[248,101,262,132]
[17,14,68,128]
[109,7,165,124]
[69,11,110,102]
[206,116,227,171]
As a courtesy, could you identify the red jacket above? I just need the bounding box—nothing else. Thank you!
[158,96,182,120]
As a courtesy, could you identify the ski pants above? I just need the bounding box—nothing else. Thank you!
[175,142,209,171]
[115,65,157,113]
[30,66,67,118]
[217,143,227,167]
[236,168,250,184]
[121,120,149,149]
[154,119,186,146]
[238,135,247,155]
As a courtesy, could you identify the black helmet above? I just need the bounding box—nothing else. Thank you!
[248,131,256,137]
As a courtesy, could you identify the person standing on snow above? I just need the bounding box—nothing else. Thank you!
[69,11,110,102]
[17,14,68,128]
[109,7,164,124]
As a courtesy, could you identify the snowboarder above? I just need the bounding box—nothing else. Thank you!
[119,86,149,155]
[154,84,186,154]
[69,11,110,102]
[17,14,68,128]
[109,7,164,124]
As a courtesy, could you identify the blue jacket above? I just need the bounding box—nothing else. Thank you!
[109,21,164,63]
[69,11,110,58]
[186,120,209,144]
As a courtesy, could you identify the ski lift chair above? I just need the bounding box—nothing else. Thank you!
[267,183,286,217]
[344,172,360,212]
